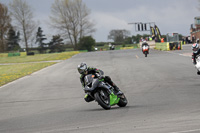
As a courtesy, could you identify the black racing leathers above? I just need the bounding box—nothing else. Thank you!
[80,67,116,89]
[80,67,102,88]
[192,50,200,65]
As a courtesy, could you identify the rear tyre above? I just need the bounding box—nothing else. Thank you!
[94,90,111,110]
[117,94,128,107]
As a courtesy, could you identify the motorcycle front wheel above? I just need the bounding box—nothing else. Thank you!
[145,52,147,57]
[117,94,128,107]
[94,89,111,110]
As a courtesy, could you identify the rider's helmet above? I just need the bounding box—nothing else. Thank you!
[77,62,87,74]
[142,40,148,47]
[192,43,199,53]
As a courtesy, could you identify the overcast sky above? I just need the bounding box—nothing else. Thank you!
[1,0,200,42]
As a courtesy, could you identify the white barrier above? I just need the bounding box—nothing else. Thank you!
[139,40,156,49]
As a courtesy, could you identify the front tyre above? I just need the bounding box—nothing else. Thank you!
[145,52,147,57]
[117,94,128,107]
[94,90,111,110]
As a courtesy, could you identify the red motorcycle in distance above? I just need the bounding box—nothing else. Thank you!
[142,44,149,57]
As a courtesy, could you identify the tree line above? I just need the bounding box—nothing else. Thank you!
[1,0,184,54]
[107,29,153,45]
[106,29,183,45]
[0,0,96,54]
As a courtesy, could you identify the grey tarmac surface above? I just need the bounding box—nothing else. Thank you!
[0,44,200,133]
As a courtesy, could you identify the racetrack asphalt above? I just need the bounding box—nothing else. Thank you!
[0,44,200,133]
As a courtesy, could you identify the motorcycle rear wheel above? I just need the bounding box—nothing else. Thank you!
[95,90,111,110]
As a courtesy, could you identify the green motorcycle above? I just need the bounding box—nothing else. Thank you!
[84,74,128,110]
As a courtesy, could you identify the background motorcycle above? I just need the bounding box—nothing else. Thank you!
[142,45,149,57]
[195,56,200,72]
[84,74,127,110]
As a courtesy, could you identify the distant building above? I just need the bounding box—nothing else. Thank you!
[190,16,200,43]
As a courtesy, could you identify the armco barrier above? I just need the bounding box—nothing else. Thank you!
[169,41,182,50]
[155,42,170,51]
[120,47,134,50]
[79,50,88,52]
[8,52,21,57]
[155,41,182,51]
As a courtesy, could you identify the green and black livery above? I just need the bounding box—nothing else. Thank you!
[83,74,127,110]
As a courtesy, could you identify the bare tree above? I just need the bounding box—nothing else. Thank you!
[50,0,95,50]
[0,3,11,52]
[108,29,131,43]
[9,0,37,53]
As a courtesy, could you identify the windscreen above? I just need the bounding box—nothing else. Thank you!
[84,74,93,86]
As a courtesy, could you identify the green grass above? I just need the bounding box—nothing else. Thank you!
[0,51,80,63]
[0,62,56,86]
[0,51,80,86]
[0,53,8,57]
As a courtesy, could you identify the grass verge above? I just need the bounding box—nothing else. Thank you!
[0,62,56,86]
[0,51,80,86]
[0,51,80,63]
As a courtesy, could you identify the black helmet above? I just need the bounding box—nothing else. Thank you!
[77,62,87,74]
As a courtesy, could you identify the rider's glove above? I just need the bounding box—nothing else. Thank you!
[96,73,104,80]
[96,73,100,77]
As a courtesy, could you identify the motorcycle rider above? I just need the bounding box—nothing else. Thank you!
[192,43,200,75]
[141,40,149,54]
[77,62,123,102]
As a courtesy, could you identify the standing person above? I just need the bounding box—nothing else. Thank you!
[192,35,195,43]
[186,37,188,44]
[196,38,199,44]
[192,43,200,75]
[149,36,152,41]
[111,44,115,50]
[140,37,145,42]
[161,38,164,43]
[109,43,112,50]
[182,37,185,45]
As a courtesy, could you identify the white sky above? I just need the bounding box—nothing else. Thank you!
[1,0,200,42]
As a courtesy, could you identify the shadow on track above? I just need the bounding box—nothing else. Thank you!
[79,105,144,112]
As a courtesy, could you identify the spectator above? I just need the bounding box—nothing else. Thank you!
[149,36,152,41]
[109,43,112,50]
[192,35,195,43]
[197,38,199,44]
[186,37,188,44]
[140,37,145,42]
[182,37,185,44]
[161,38,164,43]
